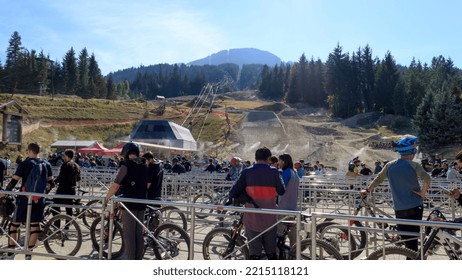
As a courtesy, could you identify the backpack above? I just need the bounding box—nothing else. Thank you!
[23,159,49,201]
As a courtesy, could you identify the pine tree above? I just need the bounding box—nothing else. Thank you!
[361,45,376,112]
[286,64,299,103]
[77,48,90,98]
[374,51,400,113]
[297,53,309,104]
[88,53,106,98]
[258,65,271,99]
[63,48,78,95]
[5,31,25,94]
[325,43,352,117]
[413,91,436,153]
[404,58,426,117]
[106,73,115,100]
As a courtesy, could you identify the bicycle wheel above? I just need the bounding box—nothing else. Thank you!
[81,200,102,228]
[150,223,191,260]
[202,228,249,260]
[316,221,361,259]
[90,216,125,259]
[192,194,214,219]
[42,214,82,258]
[366,246,418,260]
[289,239,343,260]
[160,206,187,231]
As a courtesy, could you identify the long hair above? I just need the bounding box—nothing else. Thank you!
[278,153,294,171]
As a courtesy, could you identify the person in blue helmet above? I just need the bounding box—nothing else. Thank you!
[361,135,431,253]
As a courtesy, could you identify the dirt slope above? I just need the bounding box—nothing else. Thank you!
[230,103,398,171]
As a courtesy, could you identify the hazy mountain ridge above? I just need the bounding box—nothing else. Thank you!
[188,48,281,66]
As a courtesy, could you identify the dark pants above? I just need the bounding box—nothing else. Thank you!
[395,205,423,252]
[245,227,277,259]
[122,209,145,260]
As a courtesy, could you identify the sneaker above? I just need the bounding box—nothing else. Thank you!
[0,254,15,260]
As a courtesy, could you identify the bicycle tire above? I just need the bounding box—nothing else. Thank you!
[81,199,102,228]
[149,223,191,260]
[192,194,214,219]
[289,238,343,260]
[42,214,82,258]
[160,206,187,231]
[316,221,365,259]
[90,216,125,259]
[202,228,249,260]
[366,246,418,260]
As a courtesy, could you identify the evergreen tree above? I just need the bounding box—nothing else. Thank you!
[258,64,271,99]
[361,45,376,112]
[325,44,352,117]
[106,73,115,100]
[286,64,299,103]
[413,91,434,153]
[77,48,90,98]
[374,51,400,113]
[88,53,106,98]
[297,53,309,104]
[404,58,426,117]
[4,31,25,94]
[63,48,78,95]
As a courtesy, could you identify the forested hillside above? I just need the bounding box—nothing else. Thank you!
[1,32,462,154]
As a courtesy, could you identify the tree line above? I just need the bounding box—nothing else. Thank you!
[258,43,462,154]
[2,31,462,154]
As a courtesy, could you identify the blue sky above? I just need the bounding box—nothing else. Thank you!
[0,0,461,75]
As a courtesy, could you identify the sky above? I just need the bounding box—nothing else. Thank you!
[1,0,461,75]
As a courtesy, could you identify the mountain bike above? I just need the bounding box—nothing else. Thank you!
[316,194,401,259]
[366,209,462,260]
[202,212,343,260]
[192,188,230,219]
[0,196,83,259]
[90,203,190,259]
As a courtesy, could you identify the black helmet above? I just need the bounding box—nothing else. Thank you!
[121,142,140,159]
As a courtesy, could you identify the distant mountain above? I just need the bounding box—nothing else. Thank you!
[188,48,281,66]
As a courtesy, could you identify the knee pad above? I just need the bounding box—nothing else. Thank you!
[29,223,42,235]
[8,223,20,235]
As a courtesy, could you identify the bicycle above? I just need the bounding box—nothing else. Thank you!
[90,202,190,259]
[192,187,230,219]
[316,193,402,259]
[0,195,83,259]
[202,211,343,260]
[366,209,462,260]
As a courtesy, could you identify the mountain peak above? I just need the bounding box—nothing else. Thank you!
[188,48,281,66]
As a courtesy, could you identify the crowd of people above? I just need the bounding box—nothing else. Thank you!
[3,134,462,260]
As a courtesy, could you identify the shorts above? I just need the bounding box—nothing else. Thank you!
[12,196,45,223]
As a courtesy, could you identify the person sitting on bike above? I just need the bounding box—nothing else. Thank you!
[362,135,431,253]
[105,142,148,260]
[228,147,285,260]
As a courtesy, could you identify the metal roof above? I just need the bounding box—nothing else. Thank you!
[51,140,98,148]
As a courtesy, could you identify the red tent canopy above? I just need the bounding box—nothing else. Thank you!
[101,143,124,157]
[78,142,108,154]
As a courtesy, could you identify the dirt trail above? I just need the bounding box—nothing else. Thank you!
[234,107,397,171]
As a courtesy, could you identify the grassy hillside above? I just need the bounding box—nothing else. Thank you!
[0,93,256,159]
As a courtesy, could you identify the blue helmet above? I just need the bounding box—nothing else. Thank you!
[395,135,418,155]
